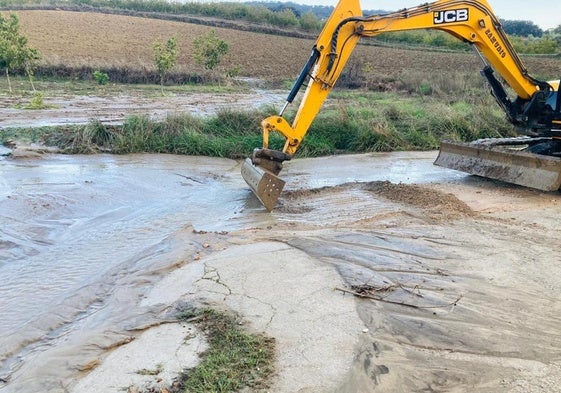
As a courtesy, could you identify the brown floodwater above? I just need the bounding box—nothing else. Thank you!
[0,89,286,128]
[0,150,464,392]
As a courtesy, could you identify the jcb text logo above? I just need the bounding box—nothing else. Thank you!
[434,9,469,24]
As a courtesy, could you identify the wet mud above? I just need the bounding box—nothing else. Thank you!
[0,88,285,128]
[1,150,561,392]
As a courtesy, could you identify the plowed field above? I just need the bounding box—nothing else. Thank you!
[14,10,561,79]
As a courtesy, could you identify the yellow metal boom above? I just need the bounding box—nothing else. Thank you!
[243,0,561,210]
[262,0,554,155]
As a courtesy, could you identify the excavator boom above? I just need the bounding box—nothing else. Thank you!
[242,0,561,210]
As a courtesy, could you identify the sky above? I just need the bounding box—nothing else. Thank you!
[278,0,561,30]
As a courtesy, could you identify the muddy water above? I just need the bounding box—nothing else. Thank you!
[1,154,247,330]
[0,151,461,391]
[0,90,286,128]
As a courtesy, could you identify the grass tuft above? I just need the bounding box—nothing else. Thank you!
[175,308,275,393]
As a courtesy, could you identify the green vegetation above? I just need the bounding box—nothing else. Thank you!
[297,91,513,155]
[92,70,109,85]
[136,363,164,376]
[0,0,323,32]
[374,29,561,54]
[375,30,471,52]
[153,35,179,92]
[193,30,229,71]
[4,0,556,53]
[501,20,544,37]
[509,35,560,55]
[0,75,243,97]
[0,1,555,158]
[20,91,51,109]
[1,0,560,54]
[0,13,41,92]
[1,88,516,157]
[175,308,275,393]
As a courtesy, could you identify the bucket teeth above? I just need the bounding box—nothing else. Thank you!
[241,158,286,211]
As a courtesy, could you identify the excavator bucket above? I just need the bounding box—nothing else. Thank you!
[435,139,561,191]
[241,158,286,211]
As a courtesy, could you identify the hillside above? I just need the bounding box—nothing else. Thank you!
[13,9,561,82]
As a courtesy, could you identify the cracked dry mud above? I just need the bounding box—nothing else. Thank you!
[2,152,561,392]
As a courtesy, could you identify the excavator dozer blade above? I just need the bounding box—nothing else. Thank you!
[241,158,286,211]
[435,140,561,191]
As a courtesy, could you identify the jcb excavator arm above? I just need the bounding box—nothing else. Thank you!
[242,0,561,210]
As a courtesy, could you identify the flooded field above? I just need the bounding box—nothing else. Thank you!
[1,150,561,392]
[0,89,285,128]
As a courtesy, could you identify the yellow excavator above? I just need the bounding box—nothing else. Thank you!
[241,0,561,210]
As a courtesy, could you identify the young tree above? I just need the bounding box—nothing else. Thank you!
[193,29,229,71]
[152,35,178,92]
[0,13,41,93]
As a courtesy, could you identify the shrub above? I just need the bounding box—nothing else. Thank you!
[193,30,229,71]
[92,70,109,85]
[25,92,45,109]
